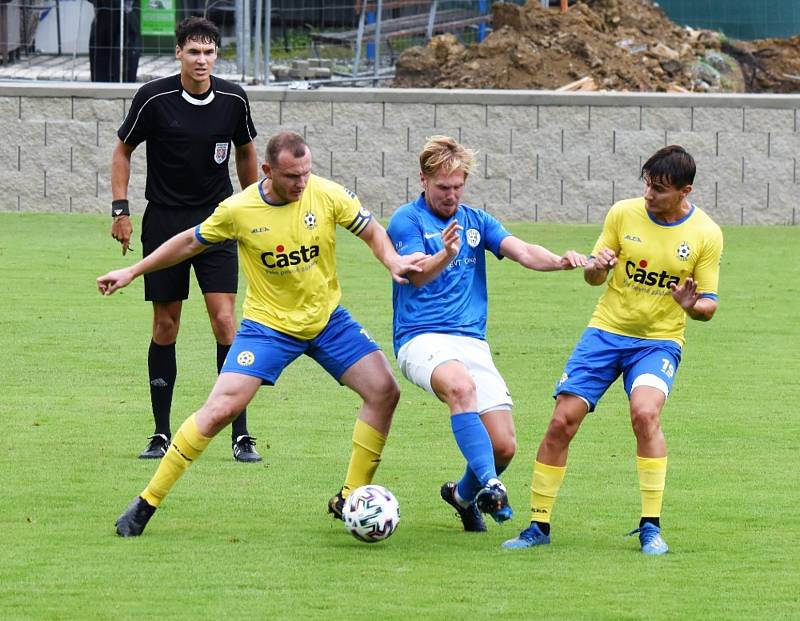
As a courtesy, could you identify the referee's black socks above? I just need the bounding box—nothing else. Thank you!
[148,340,176,437]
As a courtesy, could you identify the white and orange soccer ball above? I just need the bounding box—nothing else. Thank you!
[342,485,400,543]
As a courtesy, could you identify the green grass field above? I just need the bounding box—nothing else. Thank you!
[1,214,798,620]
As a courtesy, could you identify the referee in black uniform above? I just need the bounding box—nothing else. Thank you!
[109,16,262,462]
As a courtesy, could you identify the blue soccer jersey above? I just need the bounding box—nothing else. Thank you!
[387,193,512,354]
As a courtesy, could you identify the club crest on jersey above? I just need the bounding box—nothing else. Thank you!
[303,210,317,230]
[466,228,481,248]
[676,241,691,261]
[213,142,229,164]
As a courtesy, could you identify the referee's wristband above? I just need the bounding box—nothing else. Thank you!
[112,199,130,218]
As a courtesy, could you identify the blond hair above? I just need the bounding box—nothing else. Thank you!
[419,135,476,178]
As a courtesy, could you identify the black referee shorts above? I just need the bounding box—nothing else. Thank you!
[141,204,238,302]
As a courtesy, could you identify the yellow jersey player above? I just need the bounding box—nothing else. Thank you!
[98,132,423,536]
[504,145,723,555]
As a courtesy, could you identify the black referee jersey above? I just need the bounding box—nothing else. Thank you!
[118,74,257,209]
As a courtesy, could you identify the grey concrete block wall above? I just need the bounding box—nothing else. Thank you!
[0,83,797,225]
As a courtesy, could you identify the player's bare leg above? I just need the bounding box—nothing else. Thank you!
[204,292,261,462]
[116,373,262,537]
[327,351,399,519]
[504,394,589,549]
[627,386,669,555]
[432,361,512,524]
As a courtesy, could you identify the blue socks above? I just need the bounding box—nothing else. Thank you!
[450,411,497,500]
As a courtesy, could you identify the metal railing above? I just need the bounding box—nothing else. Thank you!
[0,1,515,84]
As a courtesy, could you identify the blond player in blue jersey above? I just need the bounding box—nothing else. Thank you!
[504,145,723,555]
[98,132,424,537]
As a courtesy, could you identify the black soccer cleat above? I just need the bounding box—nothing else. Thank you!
[115,496,157,537]
[138,433,170,459]
[475,479,514,524]
[328,488,345,521]
[440,481,487,532]
[232,435,263,463]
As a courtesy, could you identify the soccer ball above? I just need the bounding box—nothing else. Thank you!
[342,484,400,543]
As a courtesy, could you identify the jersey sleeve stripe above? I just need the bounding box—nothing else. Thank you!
[121,89,179,144]
[346,212,372,235]
[194,225,213,245]
[217,90,254,142]
[699,292,718,300]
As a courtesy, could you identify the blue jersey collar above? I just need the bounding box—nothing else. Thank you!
[646,203,695,227]
[259,178,289,206]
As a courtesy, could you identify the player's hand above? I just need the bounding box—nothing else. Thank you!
[97,267,135,296]
[390,252,426,285]
[670,276,700,311]
[559,250,588,270]
[441,220,463,258]
[593,248,618,270]
[111,216,133,256]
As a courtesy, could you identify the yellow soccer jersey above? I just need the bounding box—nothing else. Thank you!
[588,197,723,346]
[195,174,372,339]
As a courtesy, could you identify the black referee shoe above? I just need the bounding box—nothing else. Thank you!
[138,434,170,459]
[232,435,262,462]
[115,496,157,537]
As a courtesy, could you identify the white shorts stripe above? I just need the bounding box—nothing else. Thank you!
[631,373,670,399]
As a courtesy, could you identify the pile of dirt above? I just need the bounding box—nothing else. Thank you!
[392,0,800,93]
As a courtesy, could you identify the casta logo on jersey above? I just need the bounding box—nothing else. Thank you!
[624,258,679,288]
[261,243,320,268]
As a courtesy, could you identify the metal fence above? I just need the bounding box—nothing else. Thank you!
[0,0,526,83]
[5,0,794,84]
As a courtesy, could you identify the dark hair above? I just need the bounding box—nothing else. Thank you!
[175,16,220,48]
[266,132,309,165]
[641,145,696,188]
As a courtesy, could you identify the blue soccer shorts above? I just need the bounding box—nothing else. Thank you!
[553,328,682,412]
[221,306,381,384]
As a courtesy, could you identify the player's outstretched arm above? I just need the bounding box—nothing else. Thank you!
[670,277,718,321]
[499,236,588,272]
[584,248,618,285]
[97,228,206,296]
[358,220,426,285]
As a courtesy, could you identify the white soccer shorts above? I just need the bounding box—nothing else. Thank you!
[397,333,513,414]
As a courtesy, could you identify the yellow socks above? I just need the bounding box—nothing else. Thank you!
[141,414,212,507]
[342,418,387,497]
[530,460,566,524]
[637,455,667,518]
